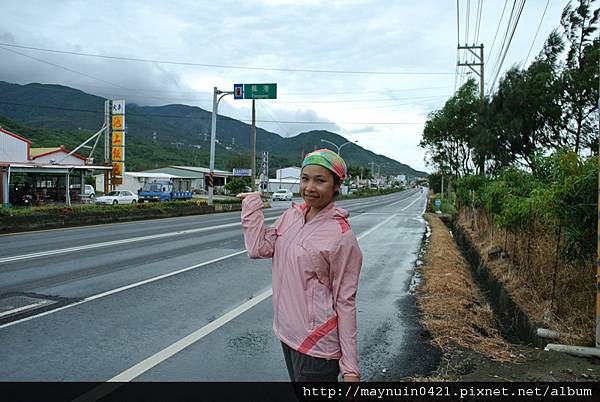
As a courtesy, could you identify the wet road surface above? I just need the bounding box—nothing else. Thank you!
[0,189,438,381]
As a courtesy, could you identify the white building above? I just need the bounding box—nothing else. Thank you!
[95,172,181,194]
[30,146,87,165]
[276,166,301,180]
[257,166,301,194]
[142,166,233,191]
[0,127,30,163]
[0,128,111,207]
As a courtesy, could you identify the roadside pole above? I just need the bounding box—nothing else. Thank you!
[104,100,110,194]
[209,87,233,205]
[251,100,256,191]
[596,96,599,348]
[209,87,218,206]
[233,83,276,193]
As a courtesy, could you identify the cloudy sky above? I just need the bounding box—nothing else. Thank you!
[1,0,569,172]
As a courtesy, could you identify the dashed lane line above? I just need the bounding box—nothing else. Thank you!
[0,249,248,330]
[0,217,277,264]
[103,212,399,383]
[0,196,407,331]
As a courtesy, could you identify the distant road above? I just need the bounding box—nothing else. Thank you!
[0,189,438,381]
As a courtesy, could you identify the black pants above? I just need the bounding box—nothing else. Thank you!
[281,341,340,382]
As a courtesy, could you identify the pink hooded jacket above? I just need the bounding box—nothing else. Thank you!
[241,194,362,378]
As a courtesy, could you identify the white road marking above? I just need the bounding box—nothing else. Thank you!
[401,194,424,211]
[0,217,277,264]
[0,195,408,331]
[388,192,419,207]
[0,300,53,318]
[104,212,399,382]
[108,288,273,382]
[1,192,406,264]
[0,249,248,330]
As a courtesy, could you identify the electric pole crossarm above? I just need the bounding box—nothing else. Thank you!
[458,64,482,76]
[56,125,106,164]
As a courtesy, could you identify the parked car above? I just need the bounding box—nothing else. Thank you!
[271,189,293,201]
[95,190,138,205]
[67,184,96,202]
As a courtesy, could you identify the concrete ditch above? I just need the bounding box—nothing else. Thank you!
[438,214,547,348]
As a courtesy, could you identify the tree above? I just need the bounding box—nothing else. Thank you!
[489,57,563,170]
[559,0,600,155]
[224,177,251,195]
[420,79,485,177]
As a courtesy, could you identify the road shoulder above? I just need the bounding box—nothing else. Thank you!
[406,213,600,382]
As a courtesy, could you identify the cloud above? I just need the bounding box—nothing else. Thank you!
[218,101,342,137]
[0,0,570,175]
[343,126,377,134]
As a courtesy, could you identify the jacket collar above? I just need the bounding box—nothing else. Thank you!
[292,200,337,221]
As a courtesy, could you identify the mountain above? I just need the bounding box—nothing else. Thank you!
[0,81,427,177]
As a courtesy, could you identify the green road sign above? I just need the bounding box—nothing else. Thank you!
[244,83,277,99]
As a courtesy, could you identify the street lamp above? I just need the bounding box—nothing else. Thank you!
[209,87,234,205]
[319,139,358,156]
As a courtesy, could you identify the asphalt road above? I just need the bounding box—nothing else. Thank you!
[0,189,439,382]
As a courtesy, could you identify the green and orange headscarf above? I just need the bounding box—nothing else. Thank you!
[302,148,347,181]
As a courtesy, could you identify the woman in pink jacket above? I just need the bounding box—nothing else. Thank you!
[237,149,362,382]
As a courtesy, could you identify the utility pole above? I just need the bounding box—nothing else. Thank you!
[457,44,484,99]
[458,44,485,174]
[251,99,256,191]
[209,87,233,205]
[596,92,600,347]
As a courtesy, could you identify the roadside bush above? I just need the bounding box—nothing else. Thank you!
[338,187,402,200]
[452,150,597,344]
[0,197,239,217]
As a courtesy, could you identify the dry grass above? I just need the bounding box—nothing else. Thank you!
[458,208,595,346]
[417,213,518,364]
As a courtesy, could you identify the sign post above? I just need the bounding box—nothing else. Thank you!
[232,83,277,192]
[110,100,125,187]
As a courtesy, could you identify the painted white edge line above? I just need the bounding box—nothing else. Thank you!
[388,192,418,207]
[0,300,53,318]
[108,288,273,382]
[105,211,399,383]
[0,193,410,332]
[0,217,276,264]
[0,249,248,330]
[401,194,423,211]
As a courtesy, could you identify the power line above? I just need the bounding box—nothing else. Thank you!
[0,45,174,105]
[256,101,290,137]
[0,83,448,106]
[465,0,471,45]
[488,0,518,81]
[489,0,527,92]
[0,46,128,92]
[262,95,449,104]
[487,0,509,70]
[524,0,550,65]
[0,42,454,76]
[455,0,461,92]
[1,81,452,98]
[0,100,422,125]
[473,0,484,44]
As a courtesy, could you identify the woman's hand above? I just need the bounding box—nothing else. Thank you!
[236,191,262,200]
[343,374,360,382]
